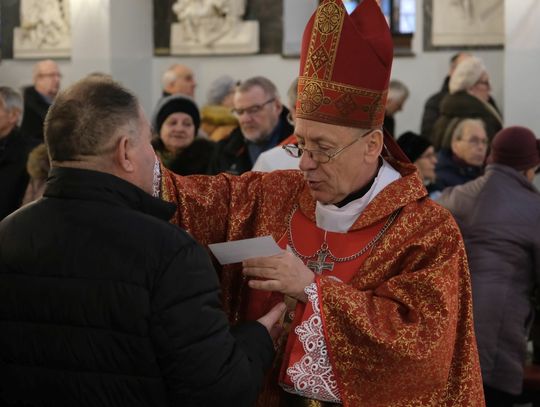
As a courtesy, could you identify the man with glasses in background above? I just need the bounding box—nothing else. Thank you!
[207,76,294,175]
[435,117,488,189]
[159,0,484,405]
[21,59,62,141]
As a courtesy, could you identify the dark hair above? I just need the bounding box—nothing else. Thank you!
[45,76,140,161]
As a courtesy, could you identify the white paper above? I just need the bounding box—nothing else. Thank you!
[208,236,283,265]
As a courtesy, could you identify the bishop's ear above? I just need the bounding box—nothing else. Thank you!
[364,129,384,162]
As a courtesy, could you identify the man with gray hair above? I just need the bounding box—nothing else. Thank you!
[0,76,284,406]
[20,59,62,141]
[161,63,196,98]
[208,75,294,174]
[435,117,488,189]
[383,79,409,138]
[0,86,38,220]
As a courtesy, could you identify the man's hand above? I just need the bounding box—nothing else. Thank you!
[257,302,287,341]
[243,251,315,302]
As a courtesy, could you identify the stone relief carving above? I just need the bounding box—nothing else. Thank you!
[170,0,259,55]
[14,0,71,58]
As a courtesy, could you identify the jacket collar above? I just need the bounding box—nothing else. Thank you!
[45,167,176,221]
[486,163,540,193]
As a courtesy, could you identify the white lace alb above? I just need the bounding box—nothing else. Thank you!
[286,283,341,403]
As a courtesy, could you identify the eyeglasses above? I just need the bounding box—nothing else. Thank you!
[458,137,488,147]
[39,72,62,79]
[231,98,275,116]
[282,131,372,164]
[475,79,490,87]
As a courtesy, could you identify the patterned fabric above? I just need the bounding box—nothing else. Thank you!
[287,283,341,402]
[296,0,392,129]
[160,159,485,406]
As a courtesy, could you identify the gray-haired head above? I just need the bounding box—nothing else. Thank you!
[0,86,24,130]
[206,75,237,106]
[449,56,486,94]
[236,76,280,100]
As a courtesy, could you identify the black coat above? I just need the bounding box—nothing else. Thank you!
[435,148,483,189]
[20,86,51,141]
[0,127,38,220]
[0,167,274,407]
[154,138,216,176]
[208,107,294,175]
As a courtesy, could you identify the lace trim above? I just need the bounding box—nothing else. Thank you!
[152,156,162,198]
[286,283,341,403]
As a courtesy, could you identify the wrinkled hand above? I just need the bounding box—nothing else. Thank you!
[243,251,315,303]
[257,302,286,341]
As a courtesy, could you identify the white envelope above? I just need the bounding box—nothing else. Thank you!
[208,236,283,265]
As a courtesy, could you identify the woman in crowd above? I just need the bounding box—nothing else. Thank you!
[200,75,239,142]
[431,56,502,150]
[397,131,441,198]
[152,94,215,175]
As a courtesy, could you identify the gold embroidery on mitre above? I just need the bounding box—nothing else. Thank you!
[304,1,345,81]
[299,81,326,114]
[297,76,388,128]
[335,93,357,116]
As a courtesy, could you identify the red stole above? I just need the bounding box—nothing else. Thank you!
[245,206,390,399]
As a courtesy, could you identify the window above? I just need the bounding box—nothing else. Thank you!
[342,0,415,55]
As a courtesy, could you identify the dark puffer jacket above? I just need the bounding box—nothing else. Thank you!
[0,167,274,407]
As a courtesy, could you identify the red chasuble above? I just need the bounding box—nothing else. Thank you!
[161,159,485,406]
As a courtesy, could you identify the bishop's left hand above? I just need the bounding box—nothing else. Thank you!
[242,251,315,303]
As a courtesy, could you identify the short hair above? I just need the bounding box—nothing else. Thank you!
[451,118,486,142]
[161,64,180,89]
[45,76,140,162]
[237,76,279,100]
[449,56,486,94]
[32,59,58,83]
[387,80,409,101]
[287,77,299,108]
[0,86,23,113]
[206,75,236,105]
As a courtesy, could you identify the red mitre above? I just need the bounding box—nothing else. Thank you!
[296,0,393,129]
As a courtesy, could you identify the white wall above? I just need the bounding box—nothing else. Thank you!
[0,0,511,135]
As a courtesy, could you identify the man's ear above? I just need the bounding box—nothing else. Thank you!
[8,108,22,126]
[365,129,384,163]
[115,135,135,173]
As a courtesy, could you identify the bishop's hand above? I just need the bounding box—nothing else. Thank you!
[242,251,315,303]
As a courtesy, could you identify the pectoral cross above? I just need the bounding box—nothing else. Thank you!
[307,248,334,275]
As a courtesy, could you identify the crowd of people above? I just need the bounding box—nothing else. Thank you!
[1,0,539,406]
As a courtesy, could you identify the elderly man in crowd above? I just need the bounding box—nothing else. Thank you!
[158,0,484,405]
[161,63,197,98]
[435,118,488,189]
[383,79,409,138]
[207,75,294,175]
[0,86,39,220]
[438,126,540,407]
[0,76,284,407]
[20,59,62,140]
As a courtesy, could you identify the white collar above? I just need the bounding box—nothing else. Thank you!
[315,159,401,233]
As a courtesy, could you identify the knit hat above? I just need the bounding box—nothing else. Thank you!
[487,126,540,171]
[397,132,432,163]
[449,56,485,94]
[152,94,200,135]
[206,75,237,105]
